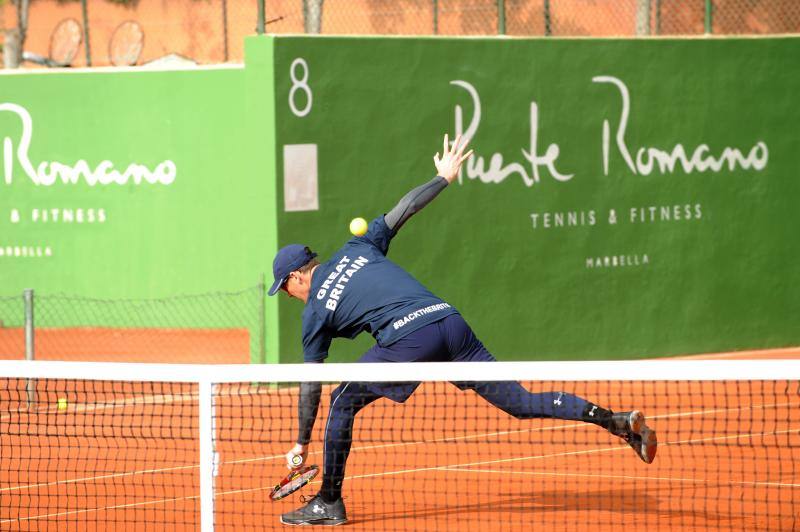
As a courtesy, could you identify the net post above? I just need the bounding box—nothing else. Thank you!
[704,0,713,34]
[198,379,216,532]
[23,288,35,408]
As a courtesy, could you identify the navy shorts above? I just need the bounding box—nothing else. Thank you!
[358,313,494,402]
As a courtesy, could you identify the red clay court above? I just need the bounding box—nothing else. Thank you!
[1,353,799,530]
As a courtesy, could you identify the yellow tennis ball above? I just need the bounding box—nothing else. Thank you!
[349,217,368,236]
[57,397,68,411]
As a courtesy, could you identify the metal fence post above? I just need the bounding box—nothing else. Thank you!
[257,0,266,34]
[222,0,229,62]
[24,288,35,408]
[705,0,713,34]
[18,0,29,43]
[655,0,662,35]
[258,274,266,364]
[544,0,552,36]
[433,0,438,35]
[635,0,651,35]
[497,0,506,35]
[80,0,91,66]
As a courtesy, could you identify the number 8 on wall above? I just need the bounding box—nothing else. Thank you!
[289,58,312,118]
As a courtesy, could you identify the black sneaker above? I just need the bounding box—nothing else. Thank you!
[609,410,657,464]
[280,494,347,526]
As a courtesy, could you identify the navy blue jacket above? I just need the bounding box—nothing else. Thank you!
[301,216,458,362]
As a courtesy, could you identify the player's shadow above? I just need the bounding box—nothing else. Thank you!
[352,487,738,527]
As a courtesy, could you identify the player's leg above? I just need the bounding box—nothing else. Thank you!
[286,324,446,523]
[441,314,657,464]
[461,381,656,463]
[319,382,382,503]
[280,381,381,526]
[465,380,601,422]
[439,315,608,422]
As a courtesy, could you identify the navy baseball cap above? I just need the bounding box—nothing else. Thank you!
[268,244,318,296]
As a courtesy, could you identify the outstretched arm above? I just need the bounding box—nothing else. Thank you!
[297,381,322,445]
[285,369,322,469]
[384,134,472,231]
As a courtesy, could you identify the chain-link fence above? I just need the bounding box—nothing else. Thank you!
[0,0,261,67]
[0,287,266,364]
[1,0,799,68]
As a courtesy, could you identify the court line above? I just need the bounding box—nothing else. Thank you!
[3,399,797,495]
[0,382,300,422]
[4,424,798,524]
[0,493,200,524]
[1,372,792,422]
[4,398,796,494]
[668,347,800,360]
[343,427,800,482]
[0,391,200,422]
[0,463,197,493]
[440,468,800,489]
[4,372,793,421]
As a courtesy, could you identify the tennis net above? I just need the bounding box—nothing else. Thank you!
[1,359,798,531]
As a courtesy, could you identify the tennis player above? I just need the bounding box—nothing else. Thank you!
[272,134,657,526]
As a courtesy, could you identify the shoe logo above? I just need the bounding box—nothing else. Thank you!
[589,406,598,417]
[553,392,563,406]
[312,504,325,515]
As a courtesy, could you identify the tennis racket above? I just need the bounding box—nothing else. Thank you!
[270,464,319,501]
[109,21,144,66]
[49,18,82,67]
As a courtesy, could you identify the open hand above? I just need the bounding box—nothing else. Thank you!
[434,133,473,184]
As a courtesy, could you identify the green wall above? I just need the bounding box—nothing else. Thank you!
[258,35,800,362]
[0,66,272,297]
[3,37,798,364]
[0,66,276,361]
